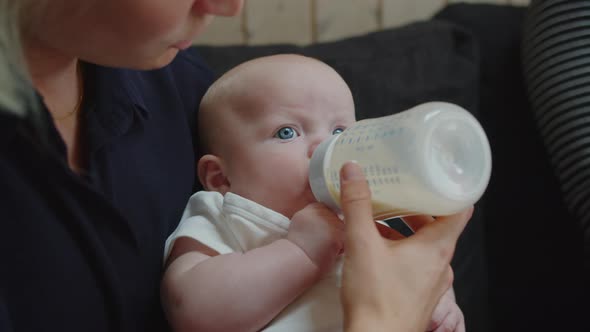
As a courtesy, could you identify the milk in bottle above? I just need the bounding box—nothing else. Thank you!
[308,102,492,219]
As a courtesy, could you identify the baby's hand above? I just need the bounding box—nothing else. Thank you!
[427,288,465,332]
[286,203,344,276]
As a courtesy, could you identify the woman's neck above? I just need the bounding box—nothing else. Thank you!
[24,37,86,173]
[25,39,79,116]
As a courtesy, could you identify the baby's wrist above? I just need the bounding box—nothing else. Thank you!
[345,311,421,332]
[280,238,322,279]
[345,312,390,332]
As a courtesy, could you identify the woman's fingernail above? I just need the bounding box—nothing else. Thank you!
[341,161,363,180]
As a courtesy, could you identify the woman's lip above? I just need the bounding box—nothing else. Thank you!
[173,40,192,50]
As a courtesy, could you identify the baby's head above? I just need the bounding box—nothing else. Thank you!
[197,54,356,218]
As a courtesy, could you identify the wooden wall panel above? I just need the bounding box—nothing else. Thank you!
[315,0,380,42]
[447,0,509,4]
[194,0,530,46]
[510,0,531,6]
[382,0,445,28]
[244,0,312,45]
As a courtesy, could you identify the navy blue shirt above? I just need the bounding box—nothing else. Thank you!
[0,49,213,332]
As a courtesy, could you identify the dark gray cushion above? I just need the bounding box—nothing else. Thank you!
[196,20,479,120]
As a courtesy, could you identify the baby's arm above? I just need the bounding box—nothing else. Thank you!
[161,203,344,332]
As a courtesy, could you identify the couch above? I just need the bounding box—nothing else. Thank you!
[195,4,587,331]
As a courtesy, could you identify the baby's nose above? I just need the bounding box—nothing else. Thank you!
[308,134,331,159]
[308,141,320,159]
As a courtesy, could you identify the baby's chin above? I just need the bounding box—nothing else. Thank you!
[282,197,320,220]
[260,187,317,219]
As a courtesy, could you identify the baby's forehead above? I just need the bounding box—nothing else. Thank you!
[220,75,292,114]
[214,56,354,117]
[227,57,339,90]
[229,67,346,103]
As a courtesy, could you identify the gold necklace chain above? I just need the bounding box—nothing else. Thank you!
[52,61,84,121]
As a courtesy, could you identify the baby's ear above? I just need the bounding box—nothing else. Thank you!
[197,154,230,194]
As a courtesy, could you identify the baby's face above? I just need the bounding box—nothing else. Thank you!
[219,63,355,218]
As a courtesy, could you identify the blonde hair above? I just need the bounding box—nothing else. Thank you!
[0,0,37,118]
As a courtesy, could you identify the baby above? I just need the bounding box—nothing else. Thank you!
[161,54,464,332]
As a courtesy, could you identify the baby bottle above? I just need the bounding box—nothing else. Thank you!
[309,102,492,219]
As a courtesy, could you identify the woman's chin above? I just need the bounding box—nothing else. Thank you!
[129,49,179,70]
[151,49,180,68]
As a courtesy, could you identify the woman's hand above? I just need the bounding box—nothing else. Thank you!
[338,161,472,332]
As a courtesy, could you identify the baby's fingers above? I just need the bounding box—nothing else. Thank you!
[432,308,464,332]
[401,214,433,232]
[375,222,406,240]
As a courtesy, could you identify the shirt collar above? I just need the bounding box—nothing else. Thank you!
[84,63,150,150]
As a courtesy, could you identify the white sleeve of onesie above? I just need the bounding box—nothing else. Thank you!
[163,191,236,264]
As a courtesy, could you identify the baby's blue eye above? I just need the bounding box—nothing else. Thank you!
[275,126,298,140]
[333,128,344,135]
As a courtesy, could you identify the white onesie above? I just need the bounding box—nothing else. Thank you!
[164,191,343,332]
